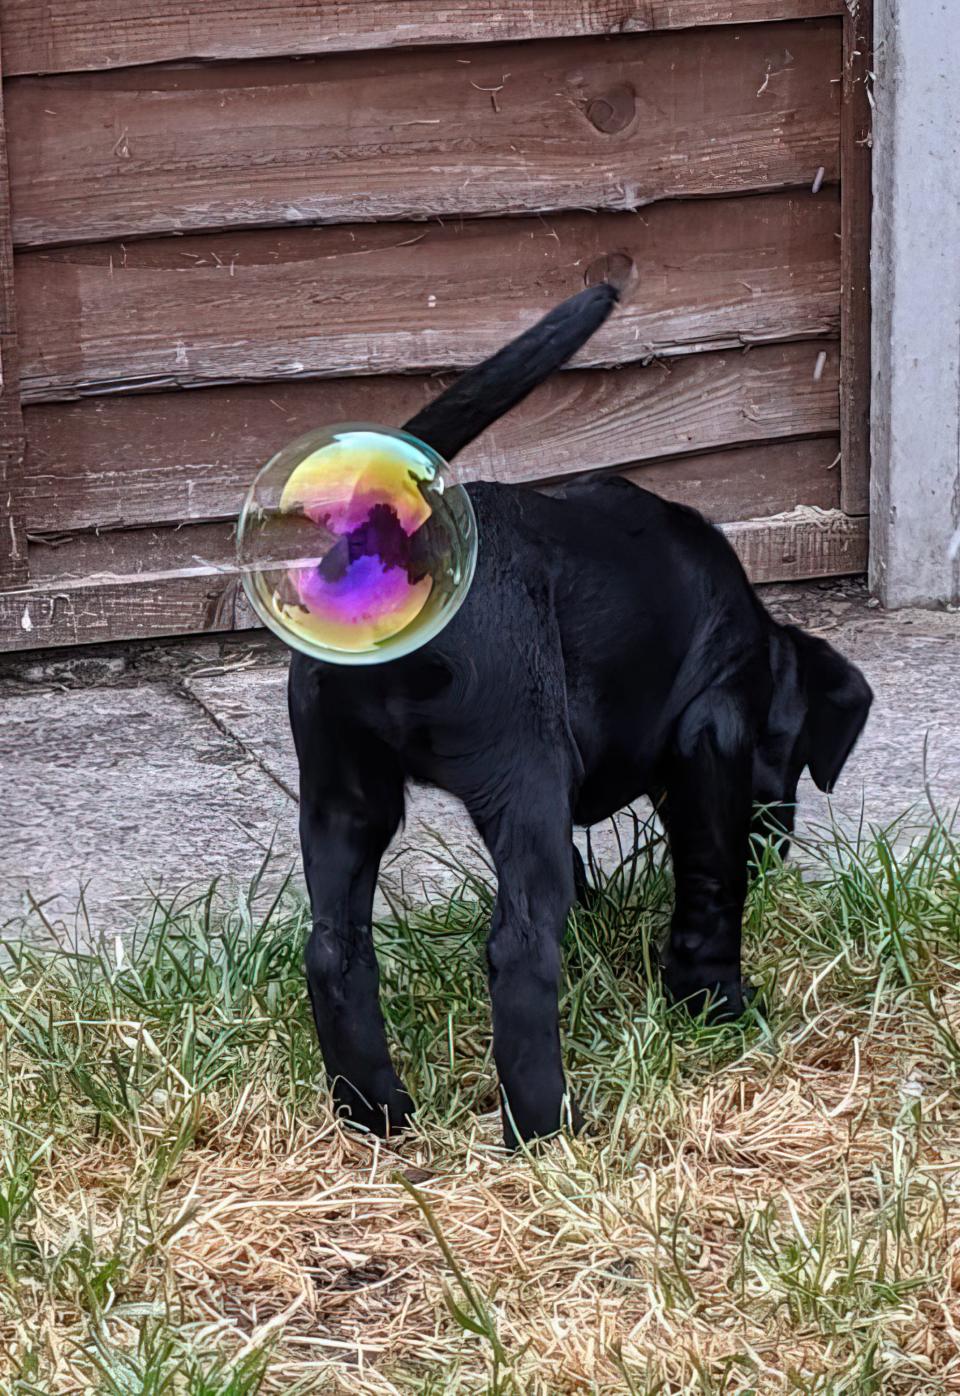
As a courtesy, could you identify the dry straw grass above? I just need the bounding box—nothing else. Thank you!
[1,812,959,1394]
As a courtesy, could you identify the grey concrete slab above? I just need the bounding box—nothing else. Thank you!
[797,617,960,839]
[187,665,492,905]
[0,681,298,938]
[1,589,957,944]
[185,668,653,906]
[187,610,960,883]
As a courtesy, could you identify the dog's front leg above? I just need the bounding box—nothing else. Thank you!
[471,773,578,1149]
[299,781,415,1137]
[299,781,415,1136]
[290,668,413,1136]
[659,688,755,1020]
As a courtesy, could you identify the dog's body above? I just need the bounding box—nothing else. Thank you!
[288,285,872,1147]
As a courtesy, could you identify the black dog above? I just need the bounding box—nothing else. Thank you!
[288,282,872,1148]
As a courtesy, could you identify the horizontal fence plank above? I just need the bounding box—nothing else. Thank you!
[3,499,866,652]
[616,437,840,521]
[23,342,840,532]
[729,506,866,581]
[24,453,843,585]
[4,572,256,650]
[1,1,847,77]
[26,519,240,584]
[15,193,841,402]
[7,23,842,247]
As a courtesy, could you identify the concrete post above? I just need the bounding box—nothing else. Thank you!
[870,0,960,608]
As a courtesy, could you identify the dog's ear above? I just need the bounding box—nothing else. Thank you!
[787,628,873,793]
[781,628,876,792]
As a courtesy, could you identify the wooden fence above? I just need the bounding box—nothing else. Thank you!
[0,0,872,651]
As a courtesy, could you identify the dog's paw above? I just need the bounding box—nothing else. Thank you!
[661,963,762,1022]
[502,1094,584,1152]
[333,1078,415,1139]
[702,980,762,1023]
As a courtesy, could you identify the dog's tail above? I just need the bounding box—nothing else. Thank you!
[402,279,623,461]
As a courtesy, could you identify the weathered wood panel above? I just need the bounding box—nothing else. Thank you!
[26,445,843,586]
[0,31,27,585]
[618,437,840,521]
[7,23,842,246]
[15,193,841,402]
[5,572,255,650]
[839,0,873,515]
[3,498,866,652]
[23,342,840,532]
[26,519,239,584]
[0,1,846,77]
[730,506,866,581]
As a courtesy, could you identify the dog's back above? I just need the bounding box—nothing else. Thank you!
[442,475,771,824]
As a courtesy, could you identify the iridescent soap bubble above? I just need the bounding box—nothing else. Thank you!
[237,424,477,664]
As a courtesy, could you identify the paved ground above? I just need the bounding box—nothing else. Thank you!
[2,579,958,942]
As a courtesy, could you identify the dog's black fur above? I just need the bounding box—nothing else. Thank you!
[288,283,873,1148]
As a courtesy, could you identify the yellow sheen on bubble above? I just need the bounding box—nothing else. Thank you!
[236,424,477,665]
[279,433,433,536]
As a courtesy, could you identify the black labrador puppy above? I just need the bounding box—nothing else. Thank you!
[288,281,872,1148]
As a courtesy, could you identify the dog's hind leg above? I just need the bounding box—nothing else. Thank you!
[467,765,578,1149]
[658,687,755,1020]
[290,676,412,1136]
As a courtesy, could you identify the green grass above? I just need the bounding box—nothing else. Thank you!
[0,813,958,1394]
